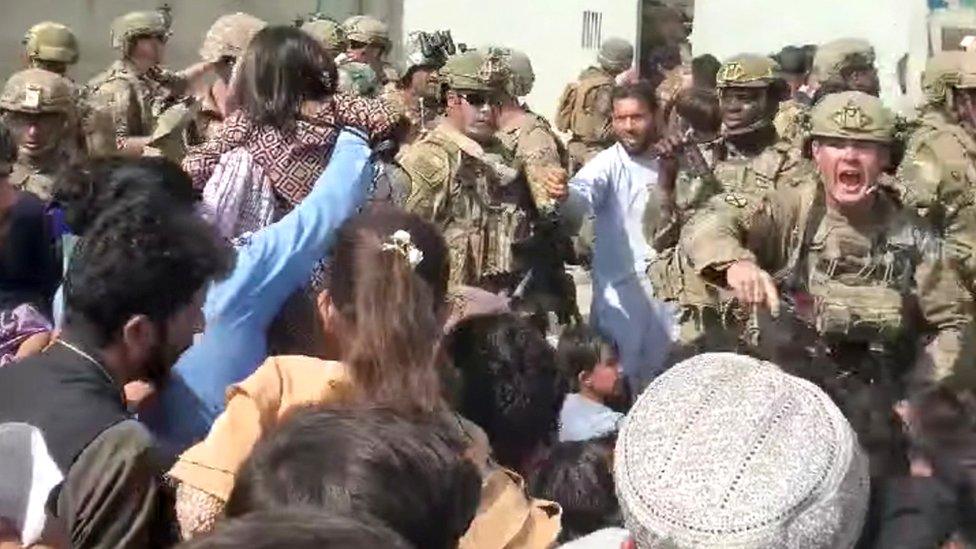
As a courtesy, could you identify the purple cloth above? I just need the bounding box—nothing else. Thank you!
[0,304,51,366]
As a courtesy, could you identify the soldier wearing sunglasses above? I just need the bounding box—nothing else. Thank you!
[400,49,534,292]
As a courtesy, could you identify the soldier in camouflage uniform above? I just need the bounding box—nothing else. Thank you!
[300,16,346,59]
[23,21,78,76]
[682,91,974,394]
[899,51,976,297]
[340,15,399,85]
[399,49,532,290]
[23,21,116,157]
[555,38,634,173]
[775,38,879,147]
[382,32,451,142]
[0,69,77,201]
[194,12,267,142]
[86,10,216,157]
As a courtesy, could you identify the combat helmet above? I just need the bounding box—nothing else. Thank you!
[927,52,976,120]
[199,13,266,63]
[812,38,875,85]
[597,38,634,74]
[343,15,390,51]
[716,53,782,88]
[0,68,75,115]
[809,91,895,144]
[506,49,535,97]
[440,49,510,93]
[23,21,79,65]
[301,17,346,54]
[403,31,455,77]
[110,10,170,51]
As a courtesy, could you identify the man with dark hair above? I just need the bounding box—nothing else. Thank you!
[180,510,413,549]
[559,81,677,390]
[227,407,482,549]
[0,172,232,547]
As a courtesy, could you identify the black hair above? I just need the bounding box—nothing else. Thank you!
[691,54,721,89]
[63,186,232,345]
[529,439,621,543]
[53,156,198,236]
[556,324,617,391]
[777,45,810,76]
[179,509,412,549]
[446,313,568,474]
[226,406,481,549]
[675,87,722,135]
[611,80,659,113]
[234,25,337,131]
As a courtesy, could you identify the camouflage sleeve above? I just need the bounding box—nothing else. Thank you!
[399,142,453,219]
[88,79,140,149]
[901,130,973,210]
[681,186,800,283]
[593,85,614,143]
[911,245,976,393]
[181,110,252,190]
[332,93,404,143]
[517,126,564,210]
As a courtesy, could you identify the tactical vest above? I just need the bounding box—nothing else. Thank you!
[85,62,169,138]
[713,142,802,200]
[897,111,976,211]
[424,131,531,285]
[789,193,927,347]
[556,69,613,144]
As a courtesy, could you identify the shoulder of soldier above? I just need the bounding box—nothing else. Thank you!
[578,66,613,84]
[398,134,455,186]
[87,61,132,89]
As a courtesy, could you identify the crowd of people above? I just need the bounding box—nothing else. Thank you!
[0,4,975,549]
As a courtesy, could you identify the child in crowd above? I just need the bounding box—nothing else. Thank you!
[529,438,622,544]
[556,325,624,442]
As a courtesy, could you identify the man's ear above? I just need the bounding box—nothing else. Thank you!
[121,314,160,367]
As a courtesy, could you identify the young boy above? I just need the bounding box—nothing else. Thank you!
[556,325,624,442]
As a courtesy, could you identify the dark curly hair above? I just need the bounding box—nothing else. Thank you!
[53,156,198,236]
[227,406,481,549]
[446,313,568,474]
[63,187,232,345]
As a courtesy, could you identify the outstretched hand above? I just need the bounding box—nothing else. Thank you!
[726,260,781,317]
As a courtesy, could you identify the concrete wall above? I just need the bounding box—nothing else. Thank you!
[691,0,931,114]
[0,0,403,83]
[402,0,640,122]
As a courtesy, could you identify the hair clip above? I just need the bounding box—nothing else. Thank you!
[381,229,424,268]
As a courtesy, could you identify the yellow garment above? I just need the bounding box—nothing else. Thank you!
[168,355,562,548]
[168,355,352,500]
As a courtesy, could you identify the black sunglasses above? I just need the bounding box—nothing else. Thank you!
[458,91,492,108]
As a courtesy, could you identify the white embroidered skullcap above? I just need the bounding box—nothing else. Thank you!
[615,352,870,548]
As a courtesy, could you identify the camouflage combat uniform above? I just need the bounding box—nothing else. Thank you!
[340,15,399,85]
[683,92,974,392]
[23,21,116,157]
[0,69,77,201]
[399,50,531,290]
[648,54,810,354]
[898,51,976,298]
[555,38,634,173]
[85,11,190,152]
[774,38,877,148]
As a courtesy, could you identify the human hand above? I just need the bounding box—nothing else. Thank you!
[726,260,780,316]
[543,167,569,201]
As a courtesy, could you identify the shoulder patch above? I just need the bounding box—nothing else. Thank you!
[403,144,450,186]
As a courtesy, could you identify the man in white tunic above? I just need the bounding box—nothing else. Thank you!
[560,81,676,391]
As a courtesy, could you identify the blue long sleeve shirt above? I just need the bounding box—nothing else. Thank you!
[144,129,372,451]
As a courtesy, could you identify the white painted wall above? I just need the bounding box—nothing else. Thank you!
[691,0,932,114]
[402,0,640,122]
